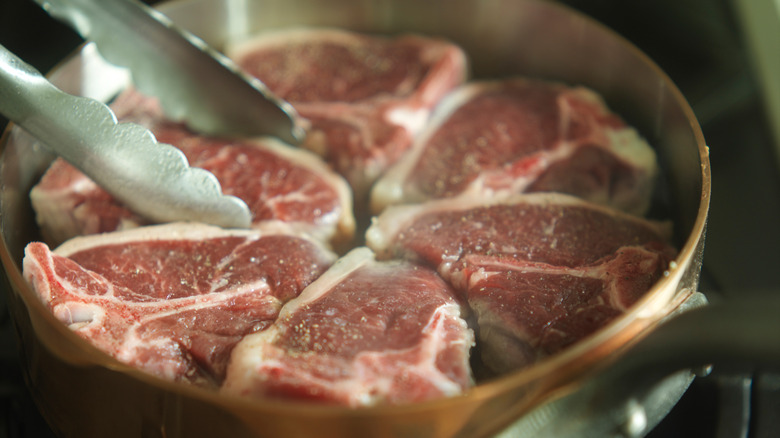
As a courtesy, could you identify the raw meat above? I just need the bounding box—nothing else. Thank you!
[23,24,677,404]
[221,247,474,406]
[227,28,468,198]
[22,222,337,386]
[366,193,676,373]
[30,90,355,249]
[371,78,658,216]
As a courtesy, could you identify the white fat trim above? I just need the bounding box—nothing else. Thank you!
[53,301,105,327]
[116,331,184,381]
[226,27,369,59]
[385,106,429,135]
[221,328,282,394]
[276,247,375,319]
[54,222,266,256]
[370,83,490,211]
[604,128,658,170]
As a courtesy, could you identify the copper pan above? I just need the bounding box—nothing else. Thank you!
[0,0,738,436]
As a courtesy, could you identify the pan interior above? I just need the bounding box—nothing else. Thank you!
[0,0,709,436]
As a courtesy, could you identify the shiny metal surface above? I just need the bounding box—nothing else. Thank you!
[0,43,252,229]
[0,0,714,437]
[36,0,302,143]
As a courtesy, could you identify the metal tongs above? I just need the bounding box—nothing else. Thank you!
[0,45,252,228]
[35,0,303,144]
[0,0,303,229]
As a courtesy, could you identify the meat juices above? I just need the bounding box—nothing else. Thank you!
[23,223,337,385]
[222,248,474,406]
[371,78,658,216]
[227,28,468,198]
[31,89,354,249]
[366,193,676,373]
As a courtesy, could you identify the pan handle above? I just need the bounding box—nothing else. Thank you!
[614,293,780,382]
[497,293,780,438]
[585,292,780,436]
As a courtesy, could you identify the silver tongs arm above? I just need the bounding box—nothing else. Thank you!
[36,0,303,144]
[0,44,252,229]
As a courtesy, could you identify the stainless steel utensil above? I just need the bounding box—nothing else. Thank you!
[0,44,252,229]
[35,0,303,144]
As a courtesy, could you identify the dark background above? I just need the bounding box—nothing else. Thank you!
[1,0,779,437]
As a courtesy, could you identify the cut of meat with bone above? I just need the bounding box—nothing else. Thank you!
[227,28,468,197]
[371,78,658,216]
[30,90,355,249]
[366,193,676,373]
[222,247,474,406]
[22,222,337,386]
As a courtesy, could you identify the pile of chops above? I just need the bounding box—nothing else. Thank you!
[23,28,675,407]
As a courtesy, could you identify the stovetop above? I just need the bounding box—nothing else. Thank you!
[1,0,779,437]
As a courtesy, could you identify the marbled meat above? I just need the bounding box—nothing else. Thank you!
[366,193,676,373]
[227,28,468,198]
[371,78,658,216]
[222,247,474,406]
[23,222,337,386]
